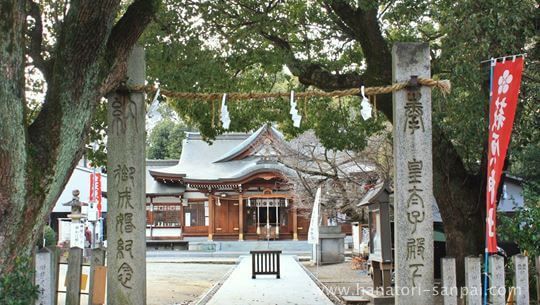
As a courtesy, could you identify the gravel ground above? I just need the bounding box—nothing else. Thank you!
[304,259,444,304]
[56,262,233,305]
[303,259,373,298]
[147,262,234,305]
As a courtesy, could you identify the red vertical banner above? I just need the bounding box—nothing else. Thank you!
[486,57,524,253]
[90,172,103,217]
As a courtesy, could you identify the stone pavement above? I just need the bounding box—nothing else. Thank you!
[205,255,336,305]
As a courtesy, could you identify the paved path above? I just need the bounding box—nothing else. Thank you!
[206,255,335,305]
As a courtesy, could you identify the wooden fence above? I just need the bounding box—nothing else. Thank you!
[34,247,107,305]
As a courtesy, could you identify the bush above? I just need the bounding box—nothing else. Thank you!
[43,225,57,247]
[0,256,39,305]
[36,225,57,248]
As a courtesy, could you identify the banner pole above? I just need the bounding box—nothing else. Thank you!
[483,57,496,305]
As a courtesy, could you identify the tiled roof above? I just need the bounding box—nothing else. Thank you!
[149,124,291,184]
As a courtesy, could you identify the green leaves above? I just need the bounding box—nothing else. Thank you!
[498,199,540,257]
[0,256,39,305]
[142,0,537,163]
[147,118,188,160]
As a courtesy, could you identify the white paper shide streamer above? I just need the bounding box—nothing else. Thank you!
[220,93,231,129]
[147,87,161,118]
[289,90,302,128]
[360,85,372,120]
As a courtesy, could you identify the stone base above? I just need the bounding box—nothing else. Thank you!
[188,242,217,251]
[314,226,346,265]
[363,291,394,305]
[341,295,370,305]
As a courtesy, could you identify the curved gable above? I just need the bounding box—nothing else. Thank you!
[214,124,286,163]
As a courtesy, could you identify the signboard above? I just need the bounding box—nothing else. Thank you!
[70,223,85,249]
[88,203,98,221]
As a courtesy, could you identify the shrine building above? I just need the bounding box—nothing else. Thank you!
[145,124,311,241]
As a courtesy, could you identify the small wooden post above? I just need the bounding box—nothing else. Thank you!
[489,255,505,305]
[464,256,482,305]
[441,257,457,305]
[88,248,106,305]
[65,247,83,305]
[513,255,529,305]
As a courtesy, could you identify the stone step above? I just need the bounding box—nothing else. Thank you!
[185,239,313,252]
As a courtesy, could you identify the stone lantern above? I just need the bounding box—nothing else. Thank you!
[63,189,83,222]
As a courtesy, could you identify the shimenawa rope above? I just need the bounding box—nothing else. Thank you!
[130,78,450,101]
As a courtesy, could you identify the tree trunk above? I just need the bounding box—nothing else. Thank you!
[0,0,159,276]
[0,0,31,272]
[432,124,484,286]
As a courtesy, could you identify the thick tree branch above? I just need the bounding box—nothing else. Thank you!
[26,0,51,80]
[324,0,391,77]
[261,31,365,89]
[107,0,160,61]
[101,0,160,95]
[260,2,394,120]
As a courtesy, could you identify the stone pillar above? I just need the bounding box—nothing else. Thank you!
[35,247,57,305]
[106,45,146,305]
[441,257,457,305]
[513,255,529,305]
[488,255,505,305]
[392,42,434,305]
[292,207,298,241]
[464,256,482,305]
[208,195,214,240]
[238,194,244,241]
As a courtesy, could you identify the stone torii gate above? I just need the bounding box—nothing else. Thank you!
[102,42,436,305]
[106,46,147,305]
[392,42,434,305]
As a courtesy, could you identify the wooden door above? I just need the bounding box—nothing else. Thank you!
[214,202,227,234]
[228,200,239,233]
[214,200,240,234]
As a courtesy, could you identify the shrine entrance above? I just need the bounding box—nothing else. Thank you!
[246,197,290,240]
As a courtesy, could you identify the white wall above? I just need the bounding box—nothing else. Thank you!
[53,166,108,213]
